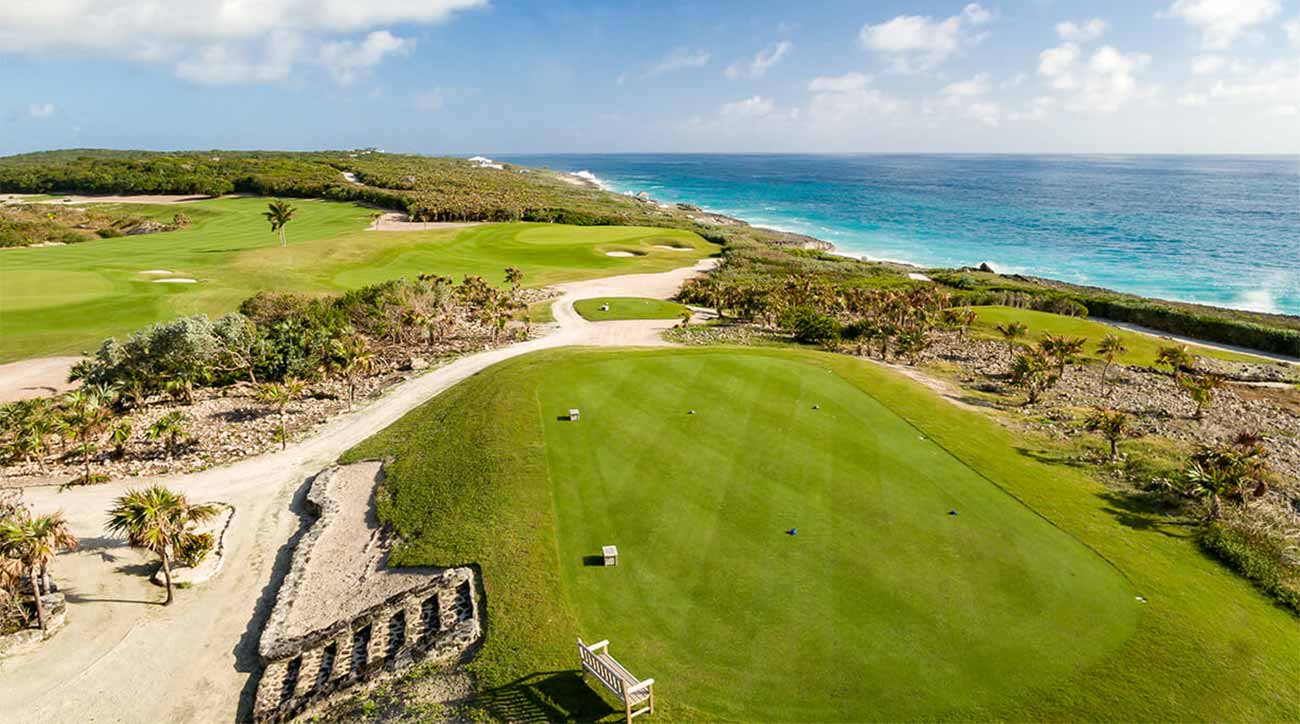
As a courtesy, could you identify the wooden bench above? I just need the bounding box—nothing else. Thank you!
[577,638,655,723]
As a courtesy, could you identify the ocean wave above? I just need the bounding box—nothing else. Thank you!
[571,170,610,189]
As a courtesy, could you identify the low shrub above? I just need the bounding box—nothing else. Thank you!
[1197,521,1300,616]
[780,306,841,347]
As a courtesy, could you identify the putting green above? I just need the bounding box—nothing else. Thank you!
[0,197,715,361]
[573,297,686,321]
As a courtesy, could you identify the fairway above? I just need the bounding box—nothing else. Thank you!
[539,352,1135,720]
[970,306,1263,366]
[0,197,715,361]
[574,297,686,321]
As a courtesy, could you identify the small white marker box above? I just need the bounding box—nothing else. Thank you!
[569,408,580,421]
[602,545,618,566]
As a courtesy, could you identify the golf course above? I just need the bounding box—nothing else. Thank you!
[343,346,1300,722]
[0,196,715,361]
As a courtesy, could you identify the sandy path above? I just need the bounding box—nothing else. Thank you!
[0,356,84,403]
[1101,320,1298,366]
[0,258,714,724]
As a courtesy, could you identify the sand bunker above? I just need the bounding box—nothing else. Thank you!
[367,212,483,232]
[139,269,173,275]
[605,251,638,257]
[654,245,692,251]
[153,278,197,284]
[908,272,933,282]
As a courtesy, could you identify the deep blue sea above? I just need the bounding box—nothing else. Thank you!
[502,154,1300,316]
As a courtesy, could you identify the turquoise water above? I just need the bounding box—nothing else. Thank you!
[503,154,1300,316]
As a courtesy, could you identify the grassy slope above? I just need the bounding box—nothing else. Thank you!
[0,197,715,361]
[970,305,1265,366]
[573,297,686,321]
[343,347,1300,722]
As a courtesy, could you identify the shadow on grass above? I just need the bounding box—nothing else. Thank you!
[581,555,605,567]
[478,670,615,723]
[1014,446,1093,471]
[1098,491,1193,539]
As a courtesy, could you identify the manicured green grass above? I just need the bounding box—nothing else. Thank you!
[0,197,715,361]
[342,346,1300,722]
[573,297,686,321]
[970,305,1264,366]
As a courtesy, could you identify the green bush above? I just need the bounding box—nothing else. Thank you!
[177,531,215,567]
[780,306,841,346]
[1197,522,1300,616]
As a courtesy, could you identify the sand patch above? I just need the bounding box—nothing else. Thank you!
[605,251,639,257]
[139,269,173,275]
[40,194,214,205]
[153,277,197,284]
[654,245,692,251]
[0,356,84,404]
[908,272,933,282]
[367,212,483,232]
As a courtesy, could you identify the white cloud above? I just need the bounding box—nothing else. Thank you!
[1206,58,1300,107]
[1286,20,1300,47]
[806,72,905,124]
[720,95,776,119]
[1159,0,1280,49]
[1079,46,1152,113]
[858,3,991,73]
[1056,18,1108,42]
[1178,92,1209,106]
[942,72,991,97]
[0,1,483,84]
[28,103,56,118]
[1001,72,1028,89]
[319,30,412,85]
[174,30,303,85]
[647,47,711,76]
[1191,54,1227,74]
[725,41,792,80]
[413,88,444,112]
[1038,43,1080,90]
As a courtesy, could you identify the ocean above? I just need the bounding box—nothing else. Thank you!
[501,154,1300,316]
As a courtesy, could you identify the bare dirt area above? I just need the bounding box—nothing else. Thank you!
[366,212,483,232]
[0,356,83,403]
[38,194,217,205]
[0,258,715,724]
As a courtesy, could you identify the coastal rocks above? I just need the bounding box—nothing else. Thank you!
[978,262,996,273]
[404,356,430,371]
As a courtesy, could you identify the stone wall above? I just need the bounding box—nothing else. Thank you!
[254,567,481,722]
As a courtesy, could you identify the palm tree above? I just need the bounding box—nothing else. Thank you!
[1180,373,1226,420]
[1156,345,1196,382]
[257,377,306,450]
[105,486,218,605]
[109,418,133,460]
[263,199,297,247]
[0,511,77,633]
[1084,407,1132,460]
[996,321,1028,361]
[1010,348,1058,404]
[1039,333,1087,376]
[1180,434,1271,520]
[678,307,693,328]
[147,411,189,459]
[1096,334,1127,392]
[330,335,377,410]
[60,389,113,484]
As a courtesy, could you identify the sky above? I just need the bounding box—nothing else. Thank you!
[2,0,1298,155]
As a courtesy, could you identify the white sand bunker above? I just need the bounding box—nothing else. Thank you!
[605,251,639,257]
[907,272,933,282]
[139,269,173,275]
[153,277,198,284]
[654,245,692,251]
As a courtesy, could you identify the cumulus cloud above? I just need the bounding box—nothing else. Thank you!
[1179,92,1209,106]
[806,72,905,123]
[319,30,412,85]
[942,72,991,97]
[28,103,56,118]
[1038,43,1081,90]
[1079,46,1152,113]
[1159,0,1280,49]
[1286,19,1300,47]
[1056,18,1108,42]
[646,47,711,76]
[1191,55,1227,74]
[0,0,483,84]
[858,3,992,73]
[720,95,777,119]
[725,41,792,80]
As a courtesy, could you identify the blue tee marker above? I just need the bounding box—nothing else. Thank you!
[787,527,798,536]
[948,510,958,516]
